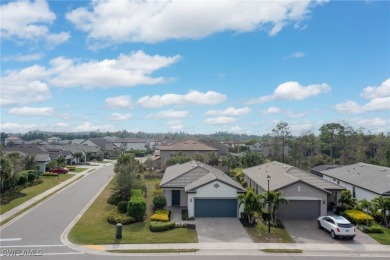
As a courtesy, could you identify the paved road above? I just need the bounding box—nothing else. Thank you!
[0,164,114,256]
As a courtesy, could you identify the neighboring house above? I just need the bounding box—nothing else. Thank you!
[81,138,118,157]
[243,161,344,219]
[221,140,246,148]
[2,145,52,172]
[311,165,341,178]
[47,136,62,144]
[321,163,390,201]
[154,139,219,170]
[5,137,24,146]
[198,138,229,156]
[112,138,148,151]
[160,160,246,218]
[248,142,289,158]
[25,139,44,145]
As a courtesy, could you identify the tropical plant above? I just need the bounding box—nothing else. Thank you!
[358,199,373,226]
[371,195,390,227]
[240,151,265,168]
[0,156,13,192]
[193,153,204,162]
[238,189,263,225]
[73,152,83,164]
[262,191,288,225]
[207,152,219,166]
[22,154,37,170]
[338,190,357,210]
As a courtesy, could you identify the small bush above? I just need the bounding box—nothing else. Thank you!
[153,189,164,197]
[149,221,175,232]
[117,201,128,214]
[42,172,58,177]
[175,223,196,230]
[359,226,384,234]
[107,211,135,225]
[127,190,146,222]
[131,189,143,197]
[107,192,122,205]
[241,181,248,188]
[334,205,347,215]
[18,175,28,186]
[67,166,76,171]
[150,210,169,222]
[344,209,374,226]
[28,172,37,182]
[182,209,194,221]
[153,195,167,210]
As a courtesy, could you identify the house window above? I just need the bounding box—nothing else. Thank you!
[352,186,356,198]
[298,186,301,192]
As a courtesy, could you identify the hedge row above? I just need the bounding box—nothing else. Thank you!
[344,209,374,226]
[358,225,384,234]
[150,210,169,222]
[127,189,146,222]
[149,221,176,232]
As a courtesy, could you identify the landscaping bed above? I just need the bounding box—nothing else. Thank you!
[68,178,198,244]
[241,219,294,243]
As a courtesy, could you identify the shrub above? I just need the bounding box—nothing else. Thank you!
[42,172,58,177]
[359,225,384,234]
[344,209,374,226]
[117,201,128,214]
[107,211,135,225]
[18,175,28,186]
[333,205,347,215]
[153,189,164,197]
[107,192,123,205]
[149,221,175,232]
[175,223,196,229]
[151,210,169,222]
[28,172,37,182]
[127,191,146,222]
[182,209,195,221]
[67,166,76,171]
[153,195,167,210]
[241,181,248,188]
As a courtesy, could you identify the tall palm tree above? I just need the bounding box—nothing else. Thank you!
[238,189,263,225]
[371,196,390,227]
[358,199,373,226]
[270,191,288,225]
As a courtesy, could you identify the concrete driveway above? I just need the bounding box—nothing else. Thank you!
[196,218,253,243]
[282,219,379,244]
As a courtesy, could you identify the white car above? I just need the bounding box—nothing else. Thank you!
[317,215,356,239]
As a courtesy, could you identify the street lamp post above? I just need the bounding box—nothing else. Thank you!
[267,175,271,234]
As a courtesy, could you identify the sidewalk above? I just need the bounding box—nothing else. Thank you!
[0,163,108,224]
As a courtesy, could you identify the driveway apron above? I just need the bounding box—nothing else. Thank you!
[283,219,379,244]
[196,218,253,243]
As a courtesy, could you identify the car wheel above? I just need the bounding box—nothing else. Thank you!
[331,230,337,239]
[317,221,322,229]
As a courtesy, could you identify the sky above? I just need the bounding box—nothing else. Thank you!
[1,0,389,136]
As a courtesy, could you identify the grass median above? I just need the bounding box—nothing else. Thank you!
[0,174,74,214]
[68,178,198,244]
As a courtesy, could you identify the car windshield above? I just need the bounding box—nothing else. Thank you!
[337,223,353,228]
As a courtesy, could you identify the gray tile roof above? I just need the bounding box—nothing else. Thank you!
[159,139,218,151]
[198,138,229,155]
[86,138,117,151]
[243,161,342,193]
[160,160,245,192]
[321,163,390,195]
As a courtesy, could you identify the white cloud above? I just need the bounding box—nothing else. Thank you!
[168,120,183,132]
[147,110,189,119]
[204,116,236,125]
[73,122,115,132]
[8,106,54,117]
[0,0,69,46]
[56,122,69,127]
[137,90,227,108]
[334,79,390,114]
[229,126,247,134]
[206,107,250,116]
[3,53,44,62]
[287,112,307,118]
[360,78,390,99]
[1,51,179,106]
[66,0,314,46]
[107,113,132,121]
[247,81,331,104]
[350,117,390,133]
[265,106,281,114]
[286,51,305,59]
[105,96,133,109]
[0,122,38,133]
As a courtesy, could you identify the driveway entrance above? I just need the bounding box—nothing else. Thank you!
[283,219,379,244]
[196,218,253,243]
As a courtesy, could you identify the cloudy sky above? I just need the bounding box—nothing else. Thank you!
[1,0,389,135]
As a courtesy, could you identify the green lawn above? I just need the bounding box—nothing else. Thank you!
[366,223,390,245]
[68,178,198,244]
[0,174,74,214]
[243,220,294,243]
[73,168,88,173]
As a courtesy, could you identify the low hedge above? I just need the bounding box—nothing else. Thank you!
[358,225,384,234]
[175,223,196,230]
[66,166,76,171]
[149,221,176,232]
[42,172,58,177]
[344,209,374,226]
[150,210,169,222]
[107,210,135,225]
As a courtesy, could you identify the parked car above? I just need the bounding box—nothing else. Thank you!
[51,167,69,174]
[317,215,355,239]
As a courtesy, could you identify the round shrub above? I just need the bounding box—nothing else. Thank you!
[28,172,37,182]
[127,196,146,222]
[18,175,28,186]
[153,195,167,210]
[117,201,128,214]
[107,192,122,205]
[241,181,248,188]
[107,211,135,225]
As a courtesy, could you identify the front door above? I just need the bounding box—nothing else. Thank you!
[172,190,181,206]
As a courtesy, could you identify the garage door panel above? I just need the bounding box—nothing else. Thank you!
[195,199,237,217]
[278,200,320,219]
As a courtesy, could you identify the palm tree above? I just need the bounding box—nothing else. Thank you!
[339,190,357,210]
[57,156,66,169]
[238,189,263,225]
[371,196,390,227]
[23,154,36,170]
[269,191,288,225]
[358,199,373,226]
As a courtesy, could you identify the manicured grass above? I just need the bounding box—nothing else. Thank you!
[366,223,390,245]
[108,249,199,253]
[0,174,74,214]
[68,178,198,244]
[261,249,302,253]
[243,220,294,243]
[73,168,88,173]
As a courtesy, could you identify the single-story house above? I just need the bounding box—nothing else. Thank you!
[243,161,344,219]
[321,163,390,201]
[160,160,246,218]
[310,165,341,178]
[4,136,24,146]
[2,145,52,172]
[81,138,119,157]
[112,138,148,151]
[154,139,219,170]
